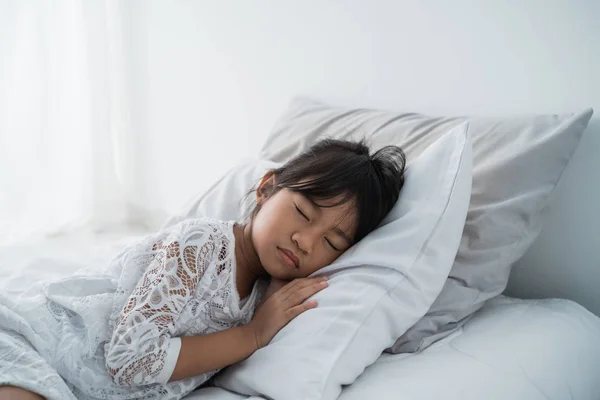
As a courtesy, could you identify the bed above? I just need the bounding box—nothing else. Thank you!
[2,229,599,400]
[192,297,600,400]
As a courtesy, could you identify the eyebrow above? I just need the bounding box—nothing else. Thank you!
[304,196,354,247]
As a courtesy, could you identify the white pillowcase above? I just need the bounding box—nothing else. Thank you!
[167,124,472,399]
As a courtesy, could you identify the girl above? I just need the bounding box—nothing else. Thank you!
[0,138,406,400]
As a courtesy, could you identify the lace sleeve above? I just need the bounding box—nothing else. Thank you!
[104,221,218,386]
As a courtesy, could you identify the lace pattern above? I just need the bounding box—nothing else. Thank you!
[0,218,266,400]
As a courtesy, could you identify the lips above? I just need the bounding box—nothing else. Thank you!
[278,247,300,268]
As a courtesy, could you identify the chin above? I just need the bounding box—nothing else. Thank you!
[266,257,297,280]
[255,251,285,279]
[266,263,294,280]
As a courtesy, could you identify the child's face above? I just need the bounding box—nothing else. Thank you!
[251,179,357,280]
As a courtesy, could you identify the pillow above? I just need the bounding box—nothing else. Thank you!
[259,97,594,353]
[166,124,472,399]
[164,159,280,227]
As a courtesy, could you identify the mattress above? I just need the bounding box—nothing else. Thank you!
[2,230,600,400]
[189,296,600,400]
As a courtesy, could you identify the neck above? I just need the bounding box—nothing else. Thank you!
[233,222,266,296]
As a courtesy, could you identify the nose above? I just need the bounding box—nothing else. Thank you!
[292,229,317,255]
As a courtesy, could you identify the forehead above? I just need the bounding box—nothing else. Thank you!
[298,192,358,236]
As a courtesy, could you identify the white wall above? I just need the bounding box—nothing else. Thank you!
[125,1,600,313]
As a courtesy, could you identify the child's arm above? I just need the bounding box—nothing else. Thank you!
[169,277,328,382]
[168,326,254,381]
[105,223,219,387]
[105,220,328,386]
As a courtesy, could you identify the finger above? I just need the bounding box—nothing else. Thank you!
[286,280,328,306]
[279,277,327,302]
[275,279,302,302]
[285,300,318,322]
[277,278,304,295]
[280,278,327,304]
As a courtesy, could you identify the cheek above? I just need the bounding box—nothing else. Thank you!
[254,197,291,233]
[251,217,270,252]
[250,204,282,253]
[252,204,276,236]
[325,253,342,267]
[308,250,340,273]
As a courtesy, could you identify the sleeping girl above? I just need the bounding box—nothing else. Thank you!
[0,138,405,400]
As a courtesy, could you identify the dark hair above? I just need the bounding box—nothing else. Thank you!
[248,138,406,243]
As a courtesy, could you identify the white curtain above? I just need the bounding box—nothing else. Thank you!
[0,0,159,246]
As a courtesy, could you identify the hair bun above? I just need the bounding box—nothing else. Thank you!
[370,145,407,190]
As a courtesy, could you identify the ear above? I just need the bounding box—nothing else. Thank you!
[256,170,276,206]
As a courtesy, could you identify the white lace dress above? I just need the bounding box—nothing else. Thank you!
[0,218,266,400]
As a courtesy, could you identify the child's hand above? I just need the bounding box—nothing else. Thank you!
[261,277,290,304]
[245,277,328,349]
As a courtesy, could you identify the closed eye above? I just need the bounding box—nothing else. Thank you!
[325,238,340,252]
[295,204,309,221]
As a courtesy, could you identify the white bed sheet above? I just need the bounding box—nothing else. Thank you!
[2,230,600,400]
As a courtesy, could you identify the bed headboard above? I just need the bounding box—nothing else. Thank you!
[127,1,600,315]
